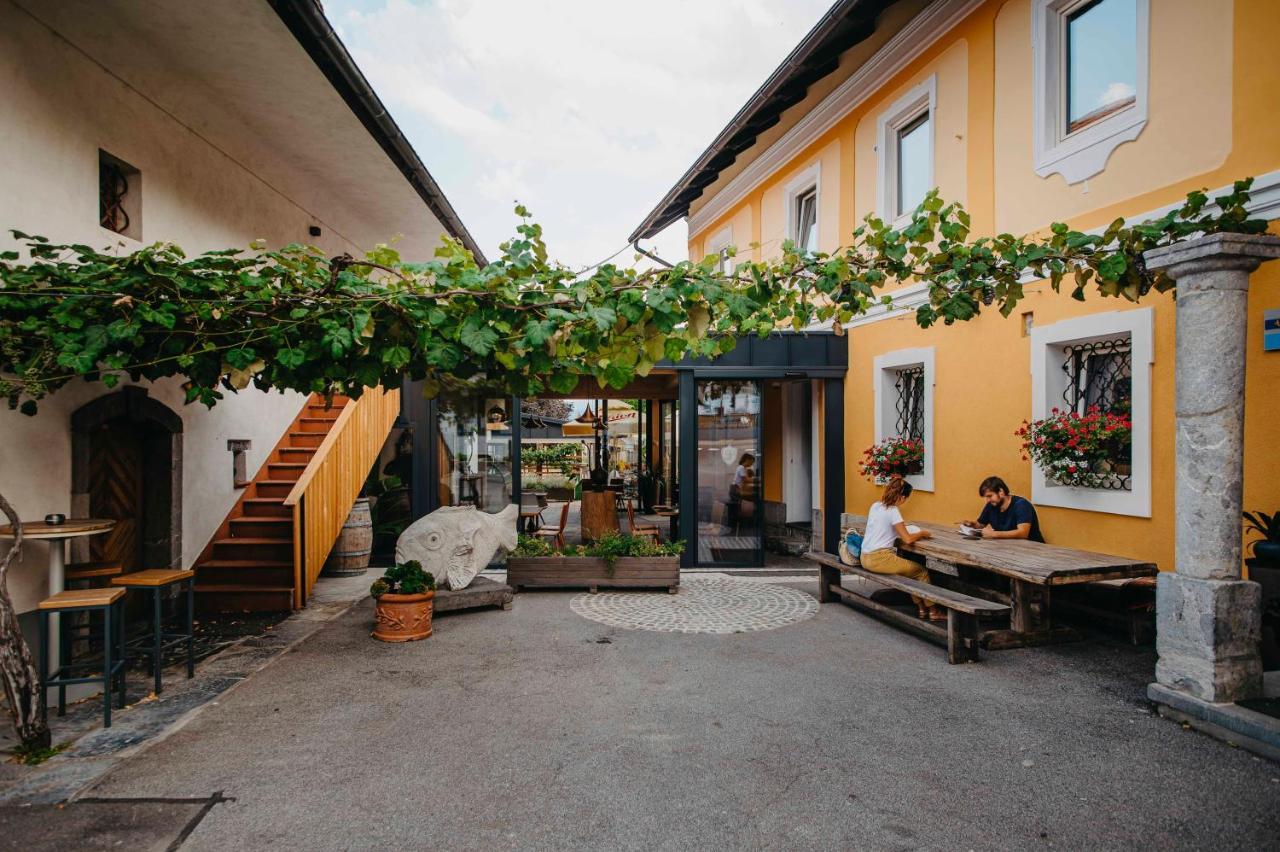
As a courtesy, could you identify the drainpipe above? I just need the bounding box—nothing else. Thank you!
[631,240,675,269]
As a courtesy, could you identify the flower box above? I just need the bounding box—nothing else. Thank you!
[506,555,679,593]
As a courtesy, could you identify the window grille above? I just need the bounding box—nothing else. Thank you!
[892,366,926,475]
[99,161,131,235]
[1061,336,1132,490]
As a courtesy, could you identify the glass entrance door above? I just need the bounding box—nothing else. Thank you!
[695,380,763,566]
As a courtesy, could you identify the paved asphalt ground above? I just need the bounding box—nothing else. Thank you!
[36,582,1280,850]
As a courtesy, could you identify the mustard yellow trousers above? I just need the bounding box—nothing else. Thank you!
[859,548,931,608]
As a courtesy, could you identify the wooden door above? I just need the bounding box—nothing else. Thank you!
[88,420,145,571]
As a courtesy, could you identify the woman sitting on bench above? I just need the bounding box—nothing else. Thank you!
[862,477,943,622]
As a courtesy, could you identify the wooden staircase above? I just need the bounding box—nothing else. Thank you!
[192,395,349,612]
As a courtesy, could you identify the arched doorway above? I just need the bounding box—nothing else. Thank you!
[70,387,182,570]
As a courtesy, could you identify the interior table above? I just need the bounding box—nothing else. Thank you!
[0,518,116,669]
[653,506,680,542]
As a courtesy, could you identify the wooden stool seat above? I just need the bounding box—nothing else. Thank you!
[38,587,126,610]
[111,568,195,587]
[65,561,124,581]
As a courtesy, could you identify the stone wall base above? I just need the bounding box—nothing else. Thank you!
[1155,572,1263,702]
[1148,682,1280,764]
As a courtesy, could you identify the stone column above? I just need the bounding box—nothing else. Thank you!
[1144,232,1280,704]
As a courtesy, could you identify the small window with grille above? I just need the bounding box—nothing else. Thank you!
[1061,335,1132,490]
[99,149,142,241]
[893,365,926,474]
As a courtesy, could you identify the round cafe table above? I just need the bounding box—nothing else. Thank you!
[0,518,116,668]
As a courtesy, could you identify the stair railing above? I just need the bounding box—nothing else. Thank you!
[283,385,401,608]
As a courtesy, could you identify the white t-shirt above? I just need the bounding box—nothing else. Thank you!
[862,501,904,554]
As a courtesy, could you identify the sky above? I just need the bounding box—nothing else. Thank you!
[325,0,835,269]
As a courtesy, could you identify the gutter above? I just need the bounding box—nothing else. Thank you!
[267,0,488,265]
[629,0,882,243]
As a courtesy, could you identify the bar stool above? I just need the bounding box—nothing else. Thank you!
[38,587,127,727]
[111,569,196,695]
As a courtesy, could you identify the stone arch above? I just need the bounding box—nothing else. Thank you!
[70,386,182,568]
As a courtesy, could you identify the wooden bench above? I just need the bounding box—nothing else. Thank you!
[807,549,1010,663]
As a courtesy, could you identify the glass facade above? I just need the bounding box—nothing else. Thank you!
[695,380,762,566]
[436,395,512,513]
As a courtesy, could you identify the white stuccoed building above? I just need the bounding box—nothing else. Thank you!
[0,0,483,653]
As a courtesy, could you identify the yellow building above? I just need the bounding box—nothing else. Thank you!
[632,0,1280,574]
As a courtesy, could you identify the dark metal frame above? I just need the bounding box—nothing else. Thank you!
[119,577,196,696]
[402,332,849,569]
[1061,336,1133,491]
[40,598,127,728]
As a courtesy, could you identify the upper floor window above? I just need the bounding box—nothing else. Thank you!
[876,76,934,225]
[793,187,818,252]
[706,226,734,274]
[896,113,931,218]
[1032,0,1149,184]
[1066,0,1137,134]
[99,149,142,241]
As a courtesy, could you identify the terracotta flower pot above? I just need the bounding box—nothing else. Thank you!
[371,591,434,642]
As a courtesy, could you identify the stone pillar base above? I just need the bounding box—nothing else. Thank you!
[1154,572,1263,703]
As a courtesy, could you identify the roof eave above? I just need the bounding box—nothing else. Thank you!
[268,0,488,265]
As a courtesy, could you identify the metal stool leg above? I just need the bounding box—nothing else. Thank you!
[38,610,48,724]
[152,586,163,695]
[116,599,127,709]
[102,602,112,728]
[186,578,195,679]
[57,610,69,717]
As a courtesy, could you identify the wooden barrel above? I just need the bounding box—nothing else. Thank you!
[323,497,372,576]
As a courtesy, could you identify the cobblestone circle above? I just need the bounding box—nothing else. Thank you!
[569,576,819,634]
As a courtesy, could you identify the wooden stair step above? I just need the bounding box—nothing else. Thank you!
[230,517,292,537]
[253,480,297,498]
[288,432,325,447]
[194,584,294,613]
[243,498,290,518]
[212,537,292,560]
[298,418,338,432]
[278,447,317,460]
[267,463,308,481]
[196,559,293,586]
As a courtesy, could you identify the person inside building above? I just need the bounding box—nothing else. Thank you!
[861,476,943,621]
[964,476,1045,542]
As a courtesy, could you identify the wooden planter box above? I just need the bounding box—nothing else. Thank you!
[506,556,679,593]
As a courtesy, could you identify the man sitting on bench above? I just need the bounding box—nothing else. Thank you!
[963,476,1044,542]
[861,477,943,622]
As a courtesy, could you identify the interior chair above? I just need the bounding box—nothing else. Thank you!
[626,499,661,543]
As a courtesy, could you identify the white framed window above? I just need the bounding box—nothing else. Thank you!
[876,75,935,225]
[784,165,820,253]
[1032,0,1149,184]
[706,225,734,275]
[1029,308,1152,516]
[873,346,935,492]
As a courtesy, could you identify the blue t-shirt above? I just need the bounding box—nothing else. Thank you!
[978,496,1044,542]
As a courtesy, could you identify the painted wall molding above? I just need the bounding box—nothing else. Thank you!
[826,168,1280,332]
[687,0,986,239]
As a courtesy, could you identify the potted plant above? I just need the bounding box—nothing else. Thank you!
[859,437,924,482]
[1017,407,1131,488]
[506,533,683,592]
[1244,509,1280,670]
[370,560,436,642]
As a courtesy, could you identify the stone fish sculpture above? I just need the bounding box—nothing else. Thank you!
[395,504,519,591]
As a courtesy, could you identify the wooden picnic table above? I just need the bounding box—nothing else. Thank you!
[846,516,1157,648]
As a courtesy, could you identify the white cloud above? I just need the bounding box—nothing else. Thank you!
[327,0,833,268]
[1097,81,1136,108]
